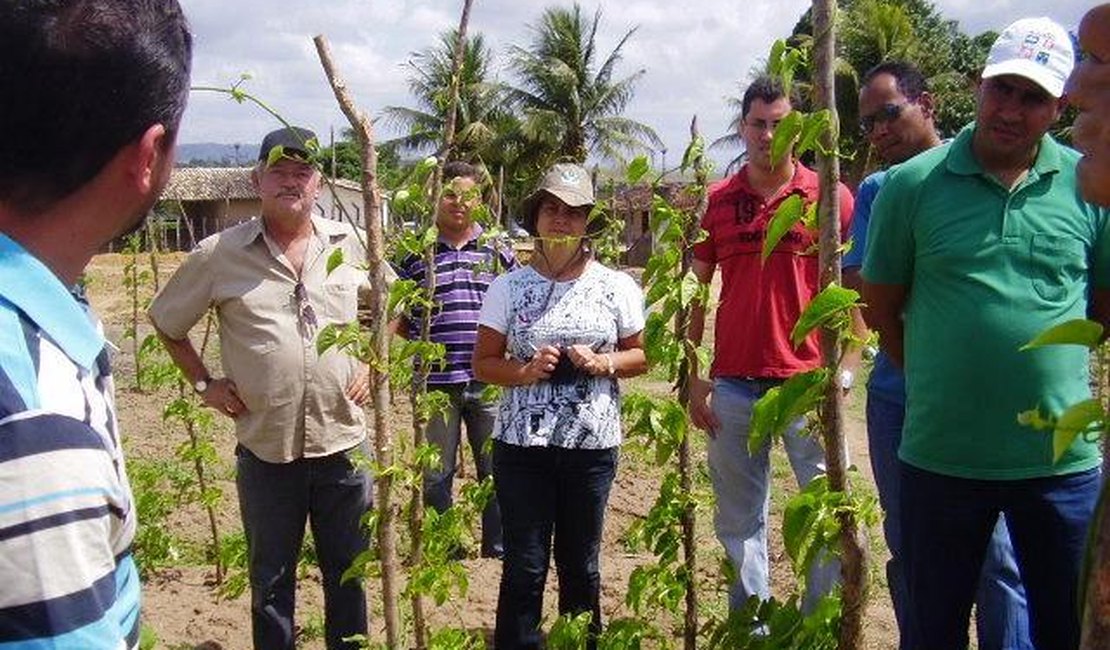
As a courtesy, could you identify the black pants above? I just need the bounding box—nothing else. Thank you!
[492,440,618,650]
[236,443,371,650]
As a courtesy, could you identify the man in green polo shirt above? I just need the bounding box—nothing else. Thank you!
[862,16,1110,650]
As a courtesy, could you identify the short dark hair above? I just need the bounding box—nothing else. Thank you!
[741,75,793,119]
[862,60,929,101]
[442,160,485,184]
[0,0,193,214]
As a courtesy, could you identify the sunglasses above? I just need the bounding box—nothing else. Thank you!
[293,281,318,336]
[859,102,909,134]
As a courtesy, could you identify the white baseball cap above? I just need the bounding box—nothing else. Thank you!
[982,17,1075,98]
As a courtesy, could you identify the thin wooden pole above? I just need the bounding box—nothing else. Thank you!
[313,34,400,650]
[812,1,868,647]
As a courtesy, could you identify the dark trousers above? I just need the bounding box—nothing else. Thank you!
[492,441,618,650]
[236,443,371,650]
[900,462,1100,650]
[423,381,503,557]
[866,394,1030,650]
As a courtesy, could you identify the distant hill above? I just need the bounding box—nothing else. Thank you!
[177,142,256,167]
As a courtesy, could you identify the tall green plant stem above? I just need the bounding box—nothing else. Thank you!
[811,1,868,647]
[188,310,223,582]
[146,217,161,292]
[313,34,400,650]
[1081,346,1110,648]
[676,117,708,650]
[409,3,477,647]
[127,238,142,392]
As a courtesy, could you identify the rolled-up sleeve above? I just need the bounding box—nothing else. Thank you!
[148,242,215,338]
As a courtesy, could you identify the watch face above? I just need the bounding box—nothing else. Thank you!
[194,379,208,394]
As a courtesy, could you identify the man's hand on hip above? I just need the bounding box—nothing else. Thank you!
[202,378,248,419]
[345,364,371,406]
[688,376,720,437]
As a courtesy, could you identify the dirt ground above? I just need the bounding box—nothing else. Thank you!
[85,253,898,649]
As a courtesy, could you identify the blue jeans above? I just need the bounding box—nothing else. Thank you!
[424,381,502,557]
[236,443,372,650]
[706,377,839,612]
[492,441,618,650]
[867,392,1030,650]
[900,462,1100,650]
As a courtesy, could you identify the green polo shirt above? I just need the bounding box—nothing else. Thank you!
[862,125,1110,480]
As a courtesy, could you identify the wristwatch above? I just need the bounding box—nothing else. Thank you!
[193,377,211,395]
[838,369,855,390]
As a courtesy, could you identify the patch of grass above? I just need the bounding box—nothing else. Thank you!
[296,609,326,647]
[129,457,189,576]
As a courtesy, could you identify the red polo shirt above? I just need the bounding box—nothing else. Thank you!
[693,162,854,379]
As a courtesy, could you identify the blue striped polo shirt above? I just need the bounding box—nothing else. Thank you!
[395,227,517,386]
[0,234,140,649]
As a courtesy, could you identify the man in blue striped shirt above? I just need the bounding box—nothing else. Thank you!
[0,2,192,647]
[394,161,517,558]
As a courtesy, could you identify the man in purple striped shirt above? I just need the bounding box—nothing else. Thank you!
[394,161,517,558]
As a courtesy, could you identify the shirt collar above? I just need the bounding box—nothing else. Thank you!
[946,123,1063,179]
[240,214,352,248]
[0,234,103,369]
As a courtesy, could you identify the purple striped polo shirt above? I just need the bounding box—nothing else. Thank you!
[394,226,518,385]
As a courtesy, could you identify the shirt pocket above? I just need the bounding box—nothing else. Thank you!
[322,281,358,323]
[1029,234,1087,303]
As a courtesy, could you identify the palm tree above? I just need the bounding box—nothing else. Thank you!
[381,30,512,163]
[506,4,662,165]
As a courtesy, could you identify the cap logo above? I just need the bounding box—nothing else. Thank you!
[1018,31,1055,66]
[559,168,582,184]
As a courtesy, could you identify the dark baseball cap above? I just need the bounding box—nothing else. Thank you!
[258,126,317,162]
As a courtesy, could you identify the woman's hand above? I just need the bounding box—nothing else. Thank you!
[522,345,561,383]
[567,343,611,376]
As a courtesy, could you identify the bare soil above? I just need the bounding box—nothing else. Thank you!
[86,253,897,650]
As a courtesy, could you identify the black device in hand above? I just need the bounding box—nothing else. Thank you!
[549,348,583,385]
[547,342,605,385]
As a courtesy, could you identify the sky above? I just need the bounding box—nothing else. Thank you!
[177,0,1095,169]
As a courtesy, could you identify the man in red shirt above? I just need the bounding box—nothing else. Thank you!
[688,75,854,612]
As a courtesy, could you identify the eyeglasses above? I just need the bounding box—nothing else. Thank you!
[743,118,783,134]
[293,281,318,336]
[859,102,909,134]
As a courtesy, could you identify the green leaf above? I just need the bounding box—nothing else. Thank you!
[1021,319,1104,350]
[315,323,340,356]
[782,493,814,563]
[681,135,705,172]
[797,110,832,158]
[421,225,440,250]
[1053,399,1105,461]
[678,271,702,309]
[801,200,818,230]
[770,111,802,169]
[749,369,829,453]
[768,40,787,76]
[761,194,805,261]
[325,248,344,276]
[791,285,860,347]
[626,156,650,184]
[265,145,285,168]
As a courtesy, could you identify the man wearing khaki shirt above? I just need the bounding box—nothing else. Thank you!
[150,126,372,650]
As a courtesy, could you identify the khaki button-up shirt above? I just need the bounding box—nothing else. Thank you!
[150,215,374,463]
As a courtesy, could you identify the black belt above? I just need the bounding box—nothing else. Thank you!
[737,376,787,391]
